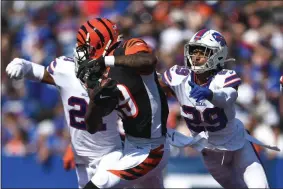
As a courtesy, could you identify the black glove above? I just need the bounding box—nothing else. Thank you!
[76,56,106,83]
[86,70,101,89]
[88,78,120,116]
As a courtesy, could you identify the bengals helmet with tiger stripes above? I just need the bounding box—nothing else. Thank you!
[74,18,123,72]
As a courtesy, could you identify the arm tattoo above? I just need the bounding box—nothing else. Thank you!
[114,53,157,72]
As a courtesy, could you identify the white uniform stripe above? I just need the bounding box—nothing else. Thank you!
[163,71,171,85]
[141,73,162,138]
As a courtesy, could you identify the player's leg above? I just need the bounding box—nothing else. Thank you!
[84,143,169,188]
[76,164,94,188]
[233,140,269,188]
[75,156,102,188]
[83,150,123,189]
[201,149,245,188]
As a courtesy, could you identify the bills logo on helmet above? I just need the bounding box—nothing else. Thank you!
[212,32,226,46]
[194,29,209,41]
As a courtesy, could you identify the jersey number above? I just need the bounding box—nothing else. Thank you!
[68,96,106,131]
[117,84,138,118]
[182,105,228,132]
[175,66,189,76]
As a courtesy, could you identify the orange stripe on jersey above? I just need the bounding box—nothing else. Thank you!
[107,144,164,180]
[125,38,152,55]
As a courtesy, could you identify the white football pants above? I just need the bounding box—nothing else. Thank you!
[201,140,269,188]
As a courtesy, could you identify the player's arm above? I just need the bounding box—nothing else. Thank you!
[84,96,104,134]
[157,65,189,98]
[189,82,239,108]
[104,38,157,74]
[109,52,157,74]
[77,38,157,78]
[210,87,238,108]
[157,72,176,97]
[189,70,241,108]
[210,71,241,108]
[84,75,120,134]
[6,58,55,85]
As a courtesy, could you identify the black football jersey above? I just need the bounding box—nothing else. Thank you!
[108,38,168,139]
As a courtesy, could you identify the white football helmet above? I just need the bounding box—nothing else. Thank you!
[184,29,229,74]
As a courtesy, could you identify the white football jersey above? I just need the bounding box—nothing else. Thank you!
[162,65,246,151]
[46,56,122,159]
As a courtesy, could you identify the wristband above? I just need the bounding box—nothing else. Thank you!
[23,60,45,81]
[104,56,115,67]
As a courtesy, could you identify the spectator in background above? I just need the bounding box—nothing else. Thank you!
[36,119,55,164]
[2,101,29,157]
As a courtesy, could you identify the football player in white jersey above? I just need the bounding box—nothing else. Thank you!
[5,18,160,188]
[159,29,270,188]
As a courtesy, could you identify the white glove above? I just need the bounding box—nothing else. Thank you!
[6,58,45,81]
[6,58,30,80]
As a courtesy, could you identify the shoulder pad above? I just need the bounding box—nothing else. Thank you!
[162,65,190,87]
[46,56,74,75]
[214,69,241,88]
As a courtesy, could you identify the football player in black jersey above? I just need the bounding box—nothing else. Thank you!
[75,18,170,189]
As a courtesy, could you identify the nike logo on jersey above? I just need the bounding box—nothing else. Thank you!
[100,94,110,99]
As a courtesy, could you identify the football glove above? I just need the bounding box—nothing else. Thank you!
[189,81,213,102]
[6,58,45,81]
[76,56,106,84]
[85,69,101,89]
[88,78,120,116]
[6,58,26,80]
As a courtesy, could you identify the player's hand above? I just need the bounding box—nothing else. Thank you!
[76,58,96,83]
[189,81,213,102]
[91,56,106,74]
[62,145,75,171]
[6,58,27,80]
[85,67,102,89]
[76,57,106,83]
[88,78,120,116]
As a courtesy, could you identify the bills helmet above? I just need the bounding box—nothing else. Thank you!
[184,29,230,74]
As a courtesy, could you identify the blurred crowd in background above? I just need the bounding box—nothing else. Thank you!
[1,1,283,164]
